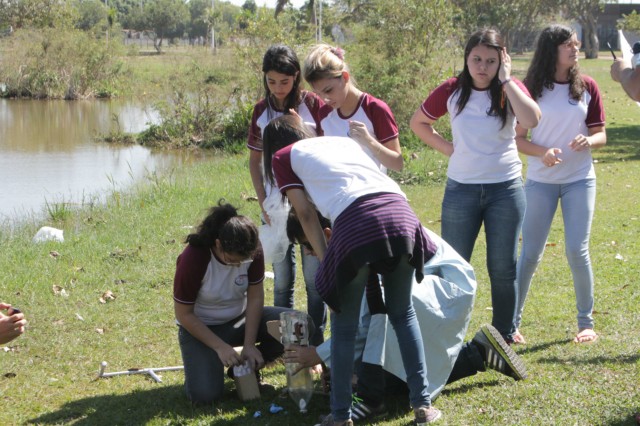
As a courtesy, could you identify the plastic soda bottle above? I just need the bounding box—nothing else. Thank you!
[280,311,313,413]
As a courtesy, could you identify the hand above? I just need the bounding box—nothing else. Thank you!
[542,148,563,167]
[288,108,303,121]
[610,58,632,82]
[241,344,265,371]
[0,307,26,345]
[261,208,271,226]
[283,344,321,369]
[215,344,243,369]
[499,47,512,82]
[569,134,591,152]
[348,121,376,150]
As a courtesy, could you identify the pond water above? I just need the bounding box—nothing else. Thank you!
[0,98,203,223]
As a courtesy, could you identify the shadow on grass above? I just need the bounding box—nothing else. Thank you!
[439,379,503,397]
[27,383,308,426]
[537,352,640,365]
[516,338,571,355]
[597,126,640,162]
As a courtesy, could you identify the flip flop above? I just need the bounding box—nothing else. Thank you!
[573,328,598,343]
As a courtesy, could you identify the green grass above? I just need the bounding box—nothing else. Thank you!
[1,56,639,426]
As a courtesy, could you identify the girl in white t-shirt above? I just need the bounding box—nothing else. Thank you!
[303,44,403,173]
[173,200,312,404]
[514,25,606,344]
[410,29,540,343]
[247,44,326,347]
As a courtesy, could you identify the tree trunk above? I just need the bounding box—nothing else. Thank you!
[582,15,599,59]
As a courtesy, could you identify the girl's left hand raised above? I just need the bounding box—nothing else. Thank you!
[499,47,512,83]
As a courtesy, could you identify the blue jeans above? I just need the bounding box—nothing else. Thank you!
[516,178,596,330]
[330,255,430,422]
[441,177,525,340]
[273,243,326,346]
[178,306,312,404]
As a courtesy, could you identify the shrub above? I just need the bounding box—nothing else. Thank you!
[0,28,125,99]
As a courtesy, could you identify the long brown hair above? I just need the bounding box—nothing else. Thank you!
[524,25,584,101]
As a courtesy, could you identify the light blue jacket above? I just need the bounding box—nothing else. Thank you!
[316,228,477,398]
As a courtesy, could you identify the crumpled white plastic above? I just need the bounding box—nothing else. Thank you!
[259,191,291,264]
[32,226,64,243]
[233,361,253,377]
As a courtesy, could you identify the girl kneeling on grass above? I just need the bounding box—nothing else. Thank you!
[173,200,313,404]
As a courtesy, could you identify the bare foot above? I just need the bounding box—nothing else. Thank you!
[573,328,598,343]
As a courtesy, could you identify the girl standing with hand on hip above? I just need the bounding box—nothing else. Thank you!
[303,44,404,172]
[514,25,605,344]
[410,28,540,343]
[247,44,326,346]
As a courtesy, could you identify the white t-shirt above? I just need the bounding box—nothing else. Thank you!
[420,77,530,184]
[525,76,605,184]
[272,136,405,222]
[318,93,399,173]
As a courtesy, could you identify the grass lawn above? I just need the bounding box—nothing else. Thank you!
[1,53,639,425]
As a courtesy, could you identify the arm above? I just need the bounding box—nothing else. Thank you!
[410,109,453,157]
[569,125,606,152]
[611,58,640,101]
[249,149,270,225]
[515,123,562,167]
[174,301,243,368]
[286,188,327,261]
[241,282,266,370]
[348,121,403,171]
[500,49,541,129]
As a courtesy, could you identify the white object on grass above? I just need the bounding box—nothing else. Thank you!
[32,226,64,243]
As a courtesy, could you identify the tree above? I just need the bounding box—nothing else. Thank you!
[134,0,189,53]
[0,0,78,29]
[619,9,640,33]
[561,0,605,58]
[453,0,560,52]
[74,0,108,32]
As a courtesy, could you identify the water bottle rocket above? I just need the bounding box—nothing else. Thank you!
[280,312,314,413]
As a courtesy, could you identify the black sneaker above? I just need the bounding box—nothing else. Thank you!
[472,324,528,380]
[351,394,388,422]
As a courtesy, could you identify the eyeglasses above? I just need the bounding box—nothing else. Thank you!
[561,40,581,49]
[221,250,253,267]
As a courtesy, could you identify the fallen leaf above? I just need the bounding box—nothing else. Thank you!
[75,313,84,321]
[99,290,116,304]
[114,279,127,285]
[4,372,16,378]
[52,285,69,297]
[73,266,85,272]
[96,328,105,334]
[49,251,61,258]
[52,319,64,326]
